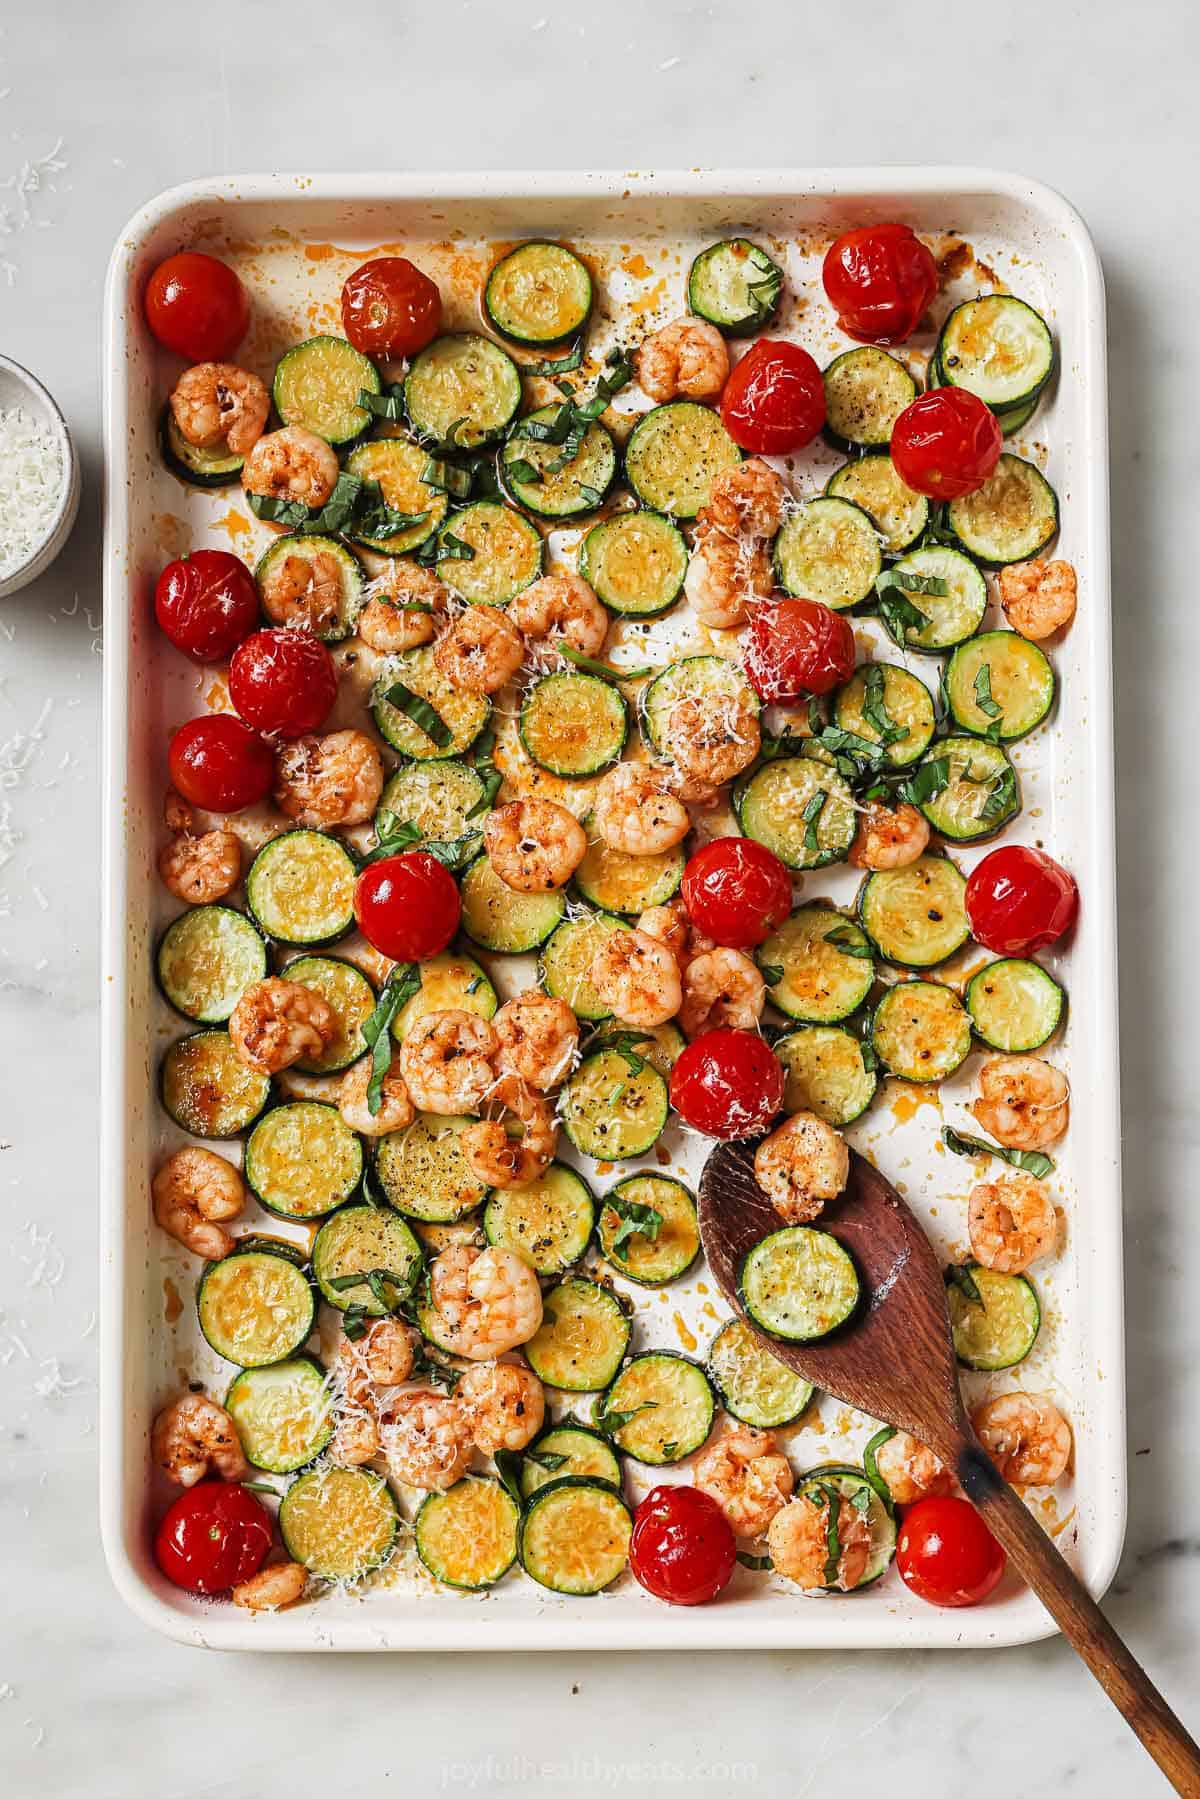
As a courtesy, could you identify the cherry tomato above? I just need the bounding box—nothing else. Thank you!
[669,1029,784,1140]
[154,550,259,663]
[154,1481,272,1596]
[896,1496,1006,1608]
[629,1484,737,1605]
[682,839,792,950]
[354,852,461,962]
[168,714,275,813]
[228,629,337,739]
[890,388,1003,500]
[143,252,250,362]
[743,597,856,703]
[822,223,938,344]
[719,340,825,455]
[341,257,442,359]
[964,845,1079,956]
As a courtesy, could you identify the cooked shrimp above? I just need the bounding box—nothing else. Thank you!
[637,896,715,973]
[232,1561,309,1612]
[229,976,337,1076]
[273,730,384,830]
[379,1388,474,1490]
[509,572,608,658]
[694,1426,794,1538]
[151,1393,250,1488]
[433,604,525,695]
[151,1147,245,1260]
[258,547,347,635]
[972,1392,1072,1486]
[997,558,1077,640]
[483,798,587,893]
[426,1243,543,1360]
[329,1337,381,1467]
[588,926,683,1029]
[754,1112,849,1224]
[157,828,241,904]
[357,1317,419,1387]
[242,425,340,510]
[357,561,449,653]
[169,362,270,456]
[680,947,765,1038]
[872,1431,953,1506]
[971,1055,1069,1150]
[462,1075,557,1189]
[457,1361,545,1453]
[591,762,691,856]
[665,690,761,785]
[634,316,729,403]
[767,1489,871,1592]
[967,1172,1058,1273]
[494,991,580,1091]
[683,523,774,630]
[337,1053,416,1136]
[704,458,788,537]
[399,1009,500,1115]
[848,801,930,871]
[164,788,196,834]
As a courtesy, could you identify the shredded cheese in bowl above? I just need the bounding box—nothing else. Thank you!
[0,406,66,580]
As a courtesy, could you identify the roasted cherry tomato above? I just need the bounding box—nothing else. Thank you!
[341,257,442,359]
[144,252,250,362]
[168,714,275,813]
[822,223,938,344]
[669,1028,784,1140]
[228,629,337,739]
[896,1496,1006,1608]
[719,340,825,455]
[743,596,856,702]
[890,388,1003,500]
[682,839,792,950]
[964,845,1079,956]
[154,549,259,663]
[629,1484,737,1606]
[154,1480,272,1596]
[354,852,461,962]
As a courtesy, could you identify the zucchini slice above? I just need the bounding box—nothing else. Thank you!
[792,1467,897,1589]
[378,760,487,844]
[641,654,760,759]
[254,536,364,642]
[519,1477,632,1594]
[520,672,627,777]
[687,237,783,335]
[775,1025,878,1126]
[965,957,1064,1052]
[524,1276,630,1391]
[735,757,857,871]
[947,1263,1041,1370]
[560,1047,669,1160]
[460,854,565,953]
[773,497,882,610]
[871,980,971,1082]
[823,347,916,449]
[161,1030,271,1139]
[520,1424,622,1499]
[858,855,970,969]
[540,911,631,1021]
[580,511,688,618]
[756,904,874,1024]
[881,545,988,653]
[740,1227,860,1343]
[284,955,376,1075]
[435,500,543,607]
[825,454,928,554]
[343,438,448,555]
[404,333,523,452]
[226,1358,332,1473]
[484,1162,595,1276]
[834,665,935,769]
[371,643,490,759]
[374,1114,490,1223]
[273,335,379,446]
[947,454,1058,565]
[280,1465,398,1581]
[589,1020,685,1079]
[160,407,243,487]
[416,1476,520,1589]
[484,241,593,346]
[937,295,1054,412]
[919,736,1020,843]
[599,1352,715,1464]
[156,905,266,1025]
[706,1316,813,1429]
[246,830,357,947]
[573,839,685,916]
[391,952,498,1043]
[624,402,742,519]
[501,407,617,519]
[244,1101,363,1221]
[197,1247,315,1368]
[943,630,1055,741]
[597,1174,699,1285]
[998,394,1041,438]
[311,1203,424,1314]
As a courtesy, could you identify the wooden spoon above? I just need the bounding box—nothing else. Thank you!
[698,1141,1200,1795]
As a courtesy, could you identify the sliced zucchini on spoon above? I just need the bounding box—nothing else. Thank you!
[739,1226,861,1343]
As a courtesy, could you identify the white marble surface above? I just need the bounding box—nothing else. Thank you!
[1,1,1197,1793]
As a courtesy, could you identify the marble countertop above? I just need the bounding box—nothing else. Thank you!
[2,1,1197,1793]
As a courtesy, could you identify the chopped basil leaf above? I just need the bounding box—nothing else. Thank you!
[380,681,454,749]
[801,791,827,852]
[878,588,932,640]
[941,1126,1053,1179]
[354,481,431,543]
[240,1480,282,1496]
[603,1195,663,1263]
[661,1441,679,1458]
[556,643,654,682]
[944,1263,984,1309]
[823,924,872,960]
[747,268,782,319]
[494,1448,524,1510]
[859,1039,878,1074]
[246,470,362,536]
[361,963,421,1114]
[419,831,484,873]
[504,456,543,485]
[737,1550,774,1570]
[850,1486,873,1514]
[578,483,606,508]
[597,1399,658,1438]
[899,756,950,806]
[420,457,474,500]
[591,1030,648,1075]
[977,763,1017,822]
[861,664,908,746]
[342,1302,369,1341]
[973,663,1003,720]
[526,1448,569,1472]
[528,339,585,377]
[358,385,407,422]
[876,568,949,599]
[438,532,476,562]
[759,962,784,986]
[445,416,469,447]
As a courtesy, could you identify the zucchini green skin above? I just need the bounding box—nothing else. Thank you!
[226,1357,332,1473]
[197,1247,316,1368]
[435,500,542,607]
[687,238,783,335]
[520,1424,622,1499]
[500,407,617,519]
[403,333,524,452]
[460,854,565,954]
[773,497,882,610]
[374,1114,489,1223]
[160,407,243,487]
[245,830,358,947]
[415,1477,520,1589]
[825,454,928,554]
[792,1467,897,1589]
[965,957,1064,1053]
[833,664,935,769]
[857,855,970,970]
[943,631,1056,742]
[947,1264,1041,1370]
[598,1352,716,1465]
[946,454,1059,566]
[311,1203,424,1314]
[560,1047,669,1160]
[734,757,857,871]
[155,905,267,1025]
[919,737,1020,843]
[484,1162,595,1276]
[524,1276,630,1392]
[756,904,875,1025]
[272,335,380,446]
[775,1025,878,1126]
[936,295,1055,412]
[254,536,364,642]
[160,1029,272,1139]
[870,980,972,1083]
[881,545,988,654]
[284,955,376,1075]
[706,1316,814,1429]
[580,510,688,619]
[244,1101,364,1221]
[342,437,448,554]
[596,1175,700,1286]
[519,672,627,777]
[279,1465,398,1581]
[484,241,593,346]
[822,346,916,449]
[519,1477,632,1594]
[624,402,742,519]
[739,1226,861,1343]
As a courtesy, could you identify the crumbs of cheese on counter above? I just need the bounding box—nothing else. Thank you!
[0,408,64,579]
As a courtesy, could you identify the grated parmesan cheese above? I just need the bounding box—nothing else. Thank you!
[0,408,64,578]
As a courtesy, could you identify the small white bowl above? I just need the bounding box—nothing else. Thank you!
[0,354,81,599]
